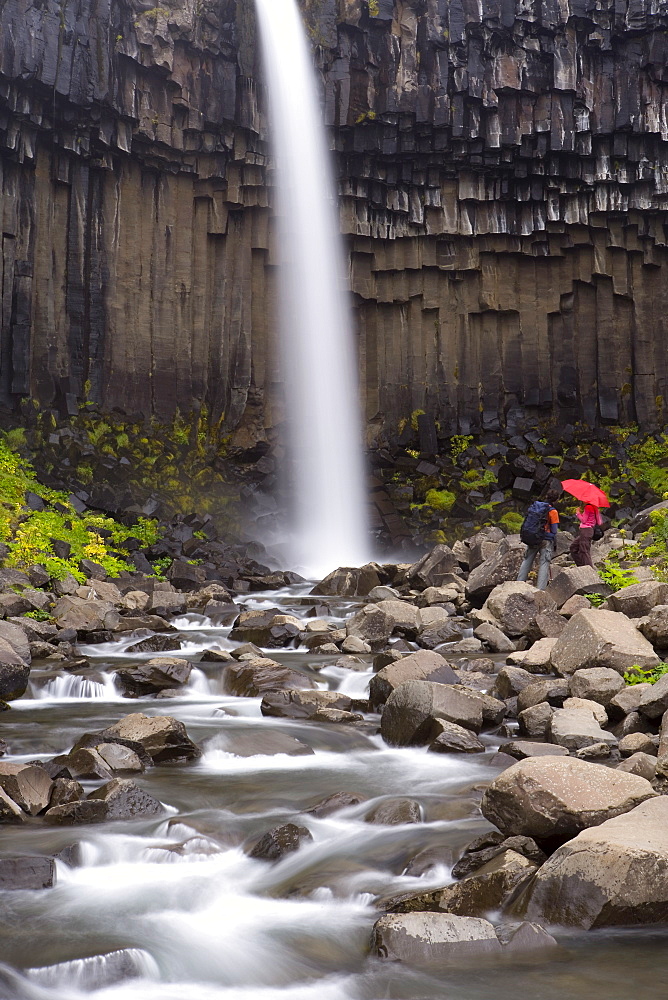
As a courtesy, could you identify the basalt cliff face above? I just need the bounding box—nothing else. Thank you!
[1,0,668,441]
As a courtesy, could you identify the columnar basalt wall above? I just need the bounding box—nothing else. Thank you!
[1,0,668,438]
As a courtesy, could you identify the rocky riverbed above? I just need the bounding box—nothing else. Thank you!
[2,525,668,997]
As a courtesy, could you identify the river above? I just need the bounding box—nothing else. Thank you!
[1,585,668,999]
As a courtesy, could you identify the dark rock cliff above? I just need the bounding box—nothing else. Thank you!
[1,0,668,440]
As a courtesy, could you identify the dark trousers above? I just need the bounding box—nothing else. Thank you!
[570,526,594,567]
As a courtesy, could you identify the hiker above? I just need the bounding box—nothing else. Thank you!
[516,489,560,590]
[570,502,603,568]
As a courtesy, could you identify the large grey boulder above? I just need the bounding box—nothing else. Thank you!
[608,683,652,721]
[517,678,569,714]
[365,798,421,825]
[607,581,668,619]
[429,720,485,754]
[229,609,302,648]
[405,545,461,589]
[549,706,617,751]
[261,689,353,720]
[0,763,52,815]
[114,657,192,696]
[549,608,659,676]
[473,621,515,653]
[516,798,668,928]
[484,582,555,637]
[371,912,502,965]
[545,566,607,607]
[568,667,625,706]
[380,681,484,746]
[518,703,553,739]
[492,666,535,700]
[311,564,383,597]
[481,757,656,840]
[638,674,668,719]
[52,595,120,632]
[513,637,558,673]
[639,605,668,649]
[223,658,316,697]
[100,713,201,763]
[373,599,421,636]
[369,650,456,709]
[87,778,163,820]
[0,660,30,701]
[345,604,396,650]
[0,621,31,663]
[466,546,525,604]
[249,823,312,861]
[617,752,657,781]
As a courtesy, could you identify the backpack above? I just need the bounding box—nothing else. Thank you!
[520,501,552,547]
[592,522,604,541]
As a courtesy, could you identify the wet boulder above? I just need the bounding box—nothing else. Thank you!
[223,658,315,697]
[115,657,193,697]
[387,850,537,918]
[0,661,30,701]
[147,591,188,617]
[49,778,85,807]
[87,778,163,820]
[373,600,421,637]
[345,604,396,650]
[606,581,668,619]
[229,608,302,647]
[473,622,515,654]
[549,608,659,676]
[498,740,569,761]
[371,912,503,965]
[369,650,457,709]
[306,792,364,817]
[99,713,201,763]
[260,689,353,720]
[481,757,656,841]
[207,730,314,758]
[365,798,421,825]
[516,798,668,928]
[95,744,145,774]
[0,787,25,823]
[0,763,53,815]
[428,720,485,754]
[125,634,182,654]
[0,856,55,890]
[483,582,556,637]
[311,564,383,597]
[249,822,313,861]
[51,595,120,633]
[380,681,485,746]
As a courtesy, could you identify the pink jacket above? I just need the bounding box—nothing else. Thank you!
[577,504,603,528]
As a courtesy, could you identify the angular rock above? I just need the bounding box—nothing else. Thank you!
[372,912,502,964]
[525,611,567,641]
[545,566,607,607]
[639,605,668,649]
[517,798,668,928]
[345,604,395,650]
[481,757,656,840]
[549,609,659,676]
[380,681,484,746]
[100,713,201,763]
[115,657,192,696]
[608,683,652,721]
[0,763,53,815]
[125,634,182,654]
[496,921,558,953]
[306,791,364,817]
[492,666,535,700]
[574,742,612,760]
[365,798,421,825]
[311,565,382,597]
[249,822,312,861]
[55,748,113,780]
[87,778,163,819]
[466,542,525,602]
[569,667,626,706]
[369,650,456,709]
[0,786,26,823]
[260,689,353,720]
[373,599,421,636]
[405,545,461,589]
[474,621,515,654]
[95,743,145,773]
[638,674,668,718]
[560,595,594,617]
[484,582,555,637]
[549,706,616,751]
[0,621,31,663]
[0,857,55,890]
[45,799,109,824]
[49,778,85,807]
[562,697,608,725]
[616,752,657,780]
[387,850,536,918]
[618,732,657,757]
[51,596,120,632]
[517,678,570,714]
[223,658,315,697]
[429,720,485,754]
[518,702,554,739]
[208,730,314,758]
[607,581,668,619]
[229,609,302,648]
[499,740,569,760]
[0,661,30,701]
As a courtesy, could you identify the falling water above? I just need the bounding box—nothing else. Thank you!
[254,0,370,577]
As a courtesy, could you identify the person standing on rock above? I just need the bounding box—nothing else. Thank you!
[516,489,561,591]
[570,502,603,568]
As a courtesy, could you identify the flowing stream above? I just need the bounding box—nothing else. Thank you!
[254,0,370,576]
[2,585,668,999]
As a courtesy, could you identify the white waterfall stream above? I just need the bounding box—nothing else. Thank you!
[254,0,370,577]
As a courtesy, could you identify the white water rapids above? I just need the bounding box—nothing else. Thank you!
[3,586,668,999]
[254,0,370,577]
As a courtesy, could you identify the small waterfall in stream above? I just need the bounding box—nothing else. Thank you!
[254,0,370,577]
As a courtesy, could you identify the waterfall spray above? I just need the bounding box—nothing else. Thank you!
[254,0,370,577]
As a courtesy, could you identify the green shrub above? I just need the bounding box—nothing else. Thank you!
[624,662,668,685]
[24,609,53,621]
[500,511,524,533]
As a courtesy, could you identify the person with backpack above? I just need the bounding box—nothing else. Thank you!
[570,503,603,567]
[516,489,561,590]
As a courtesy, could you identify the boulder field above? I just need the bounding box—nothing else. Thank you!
[2,526,668,968]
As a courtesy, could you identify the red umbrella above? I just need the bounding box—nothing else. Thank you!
[560,479,610,508]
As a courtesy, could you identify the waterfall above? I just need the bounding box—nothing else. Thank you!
[254,0,370,577]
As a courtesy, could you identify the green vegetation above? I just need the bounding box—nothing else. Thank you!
[368,0,380,15]
[450,435,473,461]
[624,662,668,685]
[0,437,160,583]
[24,610,53,622]
[597,558,639,592]
[425,489,456,511]
[500,511,524,533]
